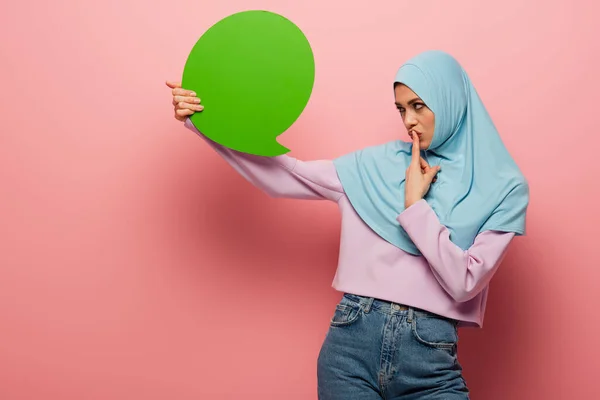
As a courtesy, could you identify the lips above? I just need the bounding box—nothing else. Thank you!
[409,130,422,137]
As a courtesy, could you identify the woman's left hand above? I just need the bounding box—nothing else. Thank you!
[404,133,440,209]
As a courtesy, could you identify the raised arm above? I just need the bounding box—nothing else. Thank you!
[183,119,344,201]
[397,199,515,302]
[166,80,343,202]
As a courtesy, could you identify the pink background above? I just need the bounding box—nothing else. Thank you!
[1,0,599,398]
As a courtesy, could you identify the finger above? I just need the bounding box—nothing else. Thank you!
[420,157,430,171]
[425,166,441,182]
[176,108,195,117]
[172,87,197,97]
[176,101,204,111]
[166,81,182,89]
[173,95,201,105]
[411,132,421,165]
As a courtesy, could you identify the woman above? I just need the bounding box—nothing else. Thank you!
[166,50,529,399]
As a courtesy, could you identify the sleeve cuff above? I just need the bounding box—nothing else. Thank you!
[397,199,439,232]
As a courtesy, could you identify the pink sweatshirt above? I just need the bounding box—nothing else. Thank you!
[184,119,514,328]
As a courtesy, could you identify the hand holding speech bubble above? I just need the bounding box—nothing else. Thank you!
[182,10,315,156]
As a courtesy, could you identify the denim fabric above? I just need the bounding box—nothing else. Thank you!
[317,294,470,399]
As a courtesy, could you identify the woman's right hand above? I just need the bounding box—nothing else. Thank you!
[165,80,204,121]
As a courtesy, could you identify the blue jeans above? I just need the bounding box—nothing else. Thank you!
[317,294,470,399]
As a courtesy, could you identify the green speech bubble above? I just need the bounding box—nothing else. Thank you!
[182,10,315,156]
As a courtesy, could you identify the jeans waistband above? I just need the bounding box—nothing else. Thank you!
[343,293,457,324]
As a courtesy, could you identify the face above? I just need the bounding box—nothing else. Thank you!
[394,84,435,149]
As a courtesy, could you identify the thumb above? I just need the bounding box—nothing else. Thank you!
[165,80,181,89]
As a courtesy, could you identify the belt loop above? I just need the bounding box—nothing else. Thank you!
[407,307,414,323]
[363,297,374,313]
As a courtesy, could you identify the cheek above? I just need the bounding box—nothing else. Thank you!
[425,114,435,137]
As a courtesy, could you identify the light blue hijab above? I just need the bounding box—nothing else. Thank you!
[333,50,529,256]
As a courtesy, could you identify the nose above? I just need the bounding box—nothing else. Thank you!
[403,111,417,130]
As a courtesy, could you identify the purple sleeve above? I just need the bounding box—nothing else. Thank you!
[397,199,515,302]
[184,119,344,202]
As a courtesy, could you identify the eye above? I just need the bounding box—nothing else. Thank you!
[414,103,425,110]
[397,107,405,114]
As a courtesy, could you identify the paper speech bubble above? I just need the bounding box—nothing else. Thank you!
[182,10,315,156]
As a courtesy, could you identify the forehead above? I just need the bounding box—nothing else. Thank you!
[394,83,420,102]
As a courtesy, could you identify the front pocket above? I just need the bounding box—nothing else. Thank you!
[411,316,458,350]
[330,303,362,327]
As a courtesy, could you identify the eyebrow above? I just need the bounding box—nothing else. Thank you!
[395,98,423,107]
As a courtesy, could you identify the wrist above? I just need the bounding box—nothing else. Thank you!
[405,197,422,209]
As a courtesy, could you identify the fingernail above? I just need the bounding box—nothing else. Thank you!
[190,92,196,96]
